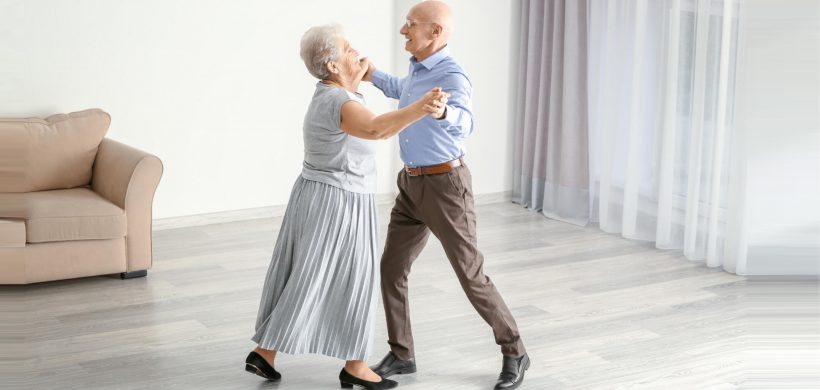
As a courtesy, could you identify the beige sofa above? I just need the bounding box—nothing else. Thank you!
[0,109,163,284]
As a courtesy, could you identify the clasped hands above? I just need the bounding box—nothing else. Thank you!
[420,87,449,119]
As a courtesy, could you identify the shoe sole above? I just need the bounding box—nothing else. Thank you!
[245,363,282,382]
[379,366,417,378]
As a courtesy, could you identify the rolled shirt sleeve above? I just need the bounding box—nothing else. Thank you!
[436,72,474,139]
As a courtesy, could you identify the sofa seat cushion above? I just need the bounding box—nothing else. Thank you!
[0,219,25,247]
[0,188,126,243]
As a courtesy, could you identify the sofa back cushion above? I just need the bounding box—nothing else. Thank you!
[0,109,110,192]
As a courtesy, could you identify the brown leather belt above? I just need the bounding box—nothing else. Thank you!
[405,157,464,176]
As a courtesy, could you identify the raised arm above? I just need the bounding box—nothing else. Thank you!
[365,61,404,100]
[340,88,449,140]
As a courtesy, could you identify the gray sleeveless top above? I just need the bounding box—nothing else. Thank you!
[300,82,378,194]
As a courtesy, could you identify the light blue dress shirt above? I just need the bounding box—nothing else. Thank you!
[371,47,474,167]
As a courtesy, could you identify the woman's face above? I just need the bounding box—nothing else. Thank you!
[330,37,362,81]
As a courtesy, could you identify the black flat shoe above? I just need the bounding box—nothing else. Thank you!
[370,351,416,378]
[339,368,398,389]
[245,351,281,381]
[494,353,530,390]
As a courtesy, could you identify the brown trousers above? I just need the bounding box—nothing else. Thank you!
[380,164,526,360]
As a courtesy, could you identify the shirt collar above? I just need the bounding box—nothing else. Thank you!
[411,46,450,70]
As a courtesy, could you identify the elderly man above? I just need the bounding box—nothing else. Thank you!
[364,1,530,389]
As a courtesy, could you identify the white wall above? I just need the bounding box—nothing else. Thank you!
[0,0,517,219]
[735,0,820,275]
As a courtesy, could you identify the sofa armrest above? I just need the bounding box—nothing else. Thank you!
[91,138,163,273]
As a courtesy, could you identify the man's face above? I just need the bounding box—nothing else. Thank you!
[399,10,437,57]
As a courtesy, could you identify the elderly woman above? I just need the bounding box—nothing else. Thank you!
[244,24,447,390]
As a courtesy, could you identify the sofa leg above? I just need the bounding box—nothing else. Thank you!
[120,270,148,279]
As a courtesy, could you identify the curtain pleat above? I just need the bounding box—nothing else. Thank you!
[512,0,589,226]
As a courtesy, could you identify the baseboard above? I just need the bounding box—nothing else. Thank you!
[152,191,512,231]
[152,205,289,231]
[475,191,512,205]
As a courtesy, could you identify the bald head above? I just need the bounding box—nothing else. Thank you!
[410,0,453,38]
[401,0,454,60]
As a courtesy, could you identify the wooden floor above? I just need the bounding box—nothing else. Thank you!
[1,202,818,389]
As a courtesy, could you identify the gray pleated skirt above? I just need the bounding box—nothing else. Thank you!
[252,176,379,361]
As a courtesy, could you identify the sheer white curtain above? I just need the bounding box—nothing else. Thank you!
[588,0,747,273]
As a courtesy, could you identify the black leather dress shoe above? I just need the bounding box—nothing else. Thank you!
[494,353,530,390]
[244,351,281,381]
[339,368,398,389]
[370,351,417,378]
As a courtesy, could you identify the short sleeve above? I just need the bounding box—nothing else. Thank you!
[331,89,366,130]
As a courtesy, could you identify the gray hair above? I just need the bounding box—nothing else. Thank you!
[300,24,344,80]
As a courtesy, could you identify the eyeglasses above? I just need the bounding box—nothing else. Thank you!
[404,19,437,29]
